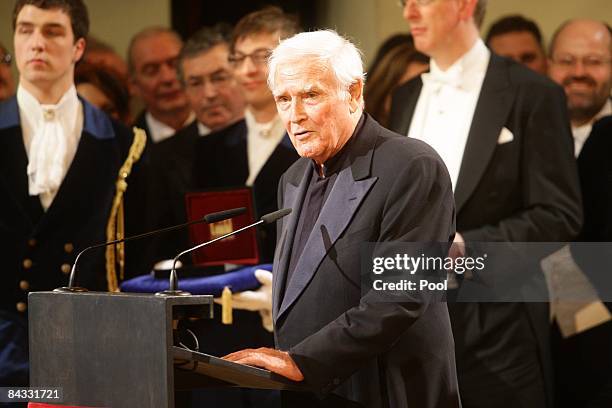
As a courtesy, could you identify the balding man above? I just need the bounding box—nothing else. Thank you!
[128,27,193,144]
[549,19,612,157]
[224,29,460,408]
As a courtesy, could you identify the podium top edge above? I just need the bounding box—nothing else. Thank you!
[28,291,214,305]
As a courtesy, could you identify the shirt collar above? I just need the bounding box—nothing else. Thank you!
[145,111,195,143]
[17,84,80,126]
[244,108,283,138]
[197,121,211,137]
[425,39,490,91]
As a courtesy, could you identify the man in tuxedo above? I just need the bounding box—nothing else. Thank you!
[0,0,137,387]
[147,24,245,263]
[485,14,547,75]
[548,19,611,157]
[128,26,193,145]
[389,0,582,407]
[194,7,299,263]
[225,29,460,408]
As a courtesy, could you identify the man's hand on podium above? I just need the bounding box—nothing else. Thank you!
[214,269,273,332]
[223,347,304,381]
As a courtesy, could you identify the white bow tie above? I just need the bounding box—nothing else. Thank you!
[423,68,463,90]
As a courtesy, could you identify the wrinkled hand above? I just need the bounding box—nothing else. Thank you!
[223,347,304,381]
[214,269,273,332]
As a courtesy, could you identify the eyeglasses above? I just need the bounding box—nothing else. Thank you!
[551,55,612,70]
[0,52,11,66]
[398,0,436,7]
[228,49,272,68]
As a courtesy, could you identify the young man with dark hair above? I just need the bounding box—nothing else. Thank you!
[390,0,582,407]
[485,14,548,75]
[195,6,300,264]
[0,0,140,386]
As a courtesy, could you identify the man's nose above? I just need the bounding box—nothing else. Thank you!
[403,0,419,21]
[160,63,178,83]
[289,99,306,122]
[203,80,217,99]
[29,29,45,52]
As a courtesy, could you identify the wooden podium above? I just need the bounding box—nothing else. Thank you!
[28,291,304,408]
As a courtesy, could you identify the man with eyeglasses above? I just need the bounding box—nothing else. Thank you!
[0,42,16,101]
[547,18,612,408]
[390,1,582,407]
[548,19,612,157]
[194,6,299,264]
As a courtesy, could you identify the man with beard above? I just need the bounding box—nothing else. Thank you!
[547,18,612,408]
[549,19,612,157]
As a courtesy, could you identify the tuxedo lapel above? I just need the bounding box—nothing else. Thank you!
[396,80,423,135]
[272,162,311,321]
[276,165,377,322]
[455,55,515,212]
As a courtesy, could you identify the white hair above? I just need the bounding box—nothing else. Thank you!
[267,30,365,103]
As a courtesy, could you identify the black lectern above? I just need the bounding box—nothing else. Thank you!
[29,291,304,408]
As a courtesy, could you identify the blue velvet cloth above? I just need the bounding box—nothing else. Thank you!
[120,264,273,296]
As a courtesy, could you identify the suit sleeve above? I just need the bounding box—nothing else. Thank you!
[461,83,582,243]
[288,150,455,391]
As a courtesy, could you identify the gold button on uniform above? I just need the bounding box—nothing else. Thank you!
[64,243,74,253]
[61,263,71,274]
[22,259,32,269]
[16,302,27,312]
[28,238,36,247]
[19,280,29,291]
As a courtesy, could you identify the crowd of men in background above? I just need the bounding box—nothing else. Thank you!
[0,0,611,407]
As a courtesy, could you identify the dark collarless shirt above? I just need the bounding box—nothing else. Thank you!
[282,115,366,296]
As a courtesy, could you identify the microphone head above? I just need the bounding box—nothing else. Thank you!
[204,207,247,223]
[261,208,292,224]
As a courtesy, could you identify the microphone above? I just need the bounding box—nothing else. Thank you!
[156,208,292,296]
[54,207,247,293]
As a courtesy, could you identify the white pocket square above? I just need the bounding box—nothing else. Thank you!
[497,127,514,144]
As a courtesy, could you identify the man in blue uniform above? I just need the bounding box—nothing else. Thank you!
[0,0,137,387]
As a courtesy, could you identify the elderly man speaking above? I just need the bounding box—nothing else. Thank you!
[224,30,460,408]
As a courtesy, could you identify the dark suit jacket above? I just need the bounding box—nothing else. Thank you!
[194,119,299,263]
[146,121,200,262]
[0,96,134,384]
[389,54,582,407]
[273,114,460,408]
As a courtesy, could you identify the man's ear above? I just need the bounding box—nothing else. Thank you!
[73,37,86,63]
[348,79,363,113]
[459,0,478,23]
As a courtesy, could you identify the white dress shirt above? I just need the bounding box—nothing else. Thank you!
[408,39,490,190]
[145,111,195,143]
[17,85,83,210]
[572,99,612,157]
[244,109,285,187]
